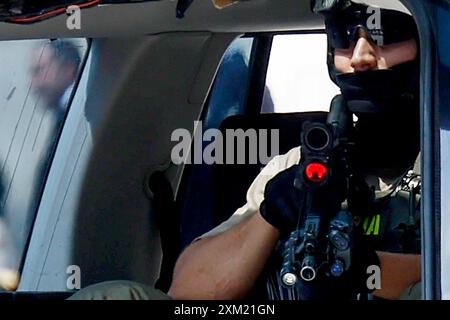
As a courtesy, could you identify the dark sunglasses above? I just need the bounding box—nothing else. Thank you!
[325,3,417,49]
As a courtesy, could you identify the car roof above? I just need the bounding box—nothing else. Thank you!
[0,0,324,40]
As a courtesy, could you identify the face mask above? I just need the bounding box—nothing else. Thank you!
[334,61,419,115]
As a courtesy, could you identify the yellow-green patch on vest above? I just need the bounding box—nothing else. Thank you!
[363,214,381,236]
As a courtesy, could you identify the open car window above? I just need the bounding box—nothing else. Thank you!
[262,34,340,113]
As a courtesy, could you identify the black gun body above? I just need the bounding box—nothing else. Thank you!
[279,95,358,299]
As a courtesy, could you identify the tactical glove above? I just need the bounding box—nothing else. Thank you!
[259,164,304,233]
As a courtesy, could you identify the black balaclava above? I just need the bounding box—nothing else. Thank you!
[314,0,420,175]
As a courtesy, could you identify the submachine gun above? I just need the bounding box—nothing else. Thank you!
[276,96,375,299]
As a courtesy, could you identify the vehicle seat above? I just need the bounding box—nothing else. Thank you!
[213,112,328,226]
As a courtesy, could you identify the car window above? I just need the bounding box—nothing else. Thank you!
[203,33,340,120]
[261,34,340,113]
[203,37,254,130]
[0,38,87,291]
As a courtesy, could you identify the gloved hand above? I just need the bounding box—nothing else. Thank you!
[260,163,381,298]
[259,164,304,233]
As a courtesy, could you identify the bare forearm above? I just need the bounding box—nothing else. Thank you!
[374,252,421,300]
[168,212,280,300]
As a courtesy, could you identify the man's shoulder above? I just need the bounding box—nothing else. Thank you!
[261,146,301,177]
[194,146,302,241]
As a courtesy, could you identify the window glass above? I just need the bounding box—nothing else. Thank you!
[261,34,340,113]
[0,38,87,291]
[203,37,254,130]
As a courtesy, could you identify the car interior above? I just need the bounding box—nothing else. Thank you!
[0,0,443,300]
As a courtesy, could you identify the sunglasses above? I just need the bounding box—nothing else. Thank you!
[325,3,417,49]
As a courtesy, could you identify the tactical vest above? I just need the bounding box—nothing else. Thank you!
[360,160,421,254]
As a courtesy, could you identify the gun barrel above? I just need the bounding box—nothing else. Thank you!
[304,125,331,152]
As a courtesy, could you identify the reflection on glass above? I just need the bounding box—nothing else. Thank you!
[0,38,87,291]
[204,37,253,130]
